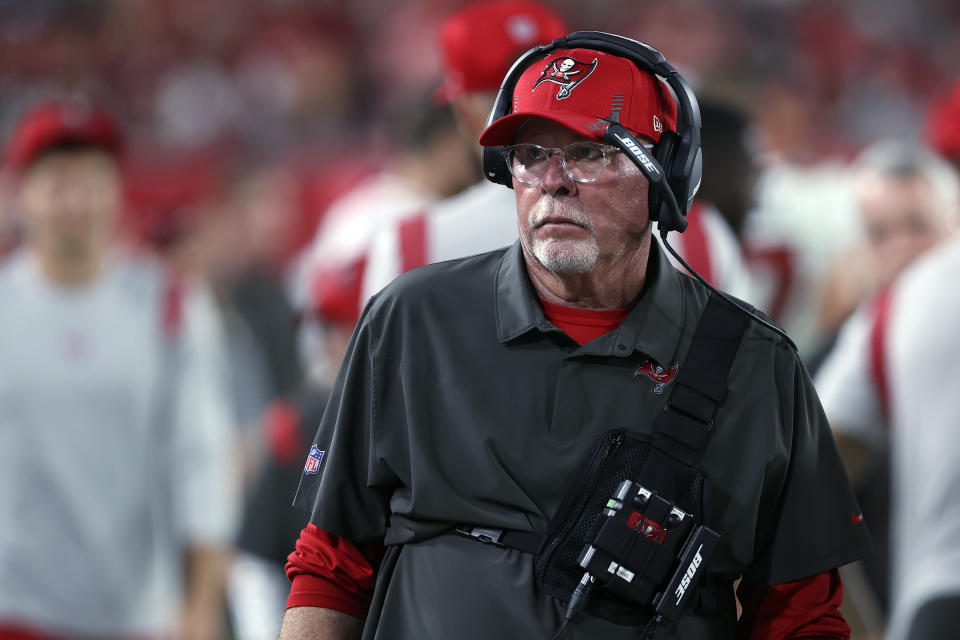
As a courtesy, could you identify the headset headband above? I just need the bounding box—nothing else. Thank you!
[481,31,702,233]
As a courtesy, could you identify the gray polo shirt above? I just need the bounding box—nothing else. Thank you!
[295,239,868,639]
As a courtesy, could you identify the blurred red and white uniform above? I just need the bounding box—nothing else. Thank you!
[656,200,753,300]
[292,172,437,325]
[815,238,960,639]
[362,193,753,308]
[361,181,515,303]
[743,161,861,357]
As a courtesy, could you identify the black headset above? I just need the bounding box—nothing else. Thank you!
[482,31,702,234]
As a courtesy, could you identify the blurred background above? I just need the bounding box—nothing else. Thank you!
[2,0,959,638]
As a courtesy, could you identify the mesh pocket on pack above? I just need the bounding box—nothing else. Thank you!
[534,429,705,624]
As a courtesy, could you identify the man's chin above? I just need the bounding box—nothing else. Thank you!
[532,239,598,275]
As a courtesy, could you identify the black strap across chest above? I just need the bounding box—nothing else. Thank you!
[643,292,750,467]
[456,293,752,553]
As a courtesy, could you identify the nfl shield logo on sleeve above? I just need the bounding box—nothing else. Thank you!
[304,445,325,474]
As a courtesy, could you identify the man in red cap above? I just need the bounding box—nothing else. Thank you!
[280,36,867,639]
[0,100,238,640]
[361,1,752,319]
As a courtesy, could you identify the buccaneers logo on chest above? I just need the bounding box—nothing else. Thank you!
[633,360,679,394]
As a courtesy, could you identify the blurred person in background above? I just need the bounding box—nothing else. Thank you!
[822,234,960,639]
[814,142,959,633]
[740,79,864,360]
[292,89,477,381]
[362,1,753,312]
[229,385,330,640]
[695,97,758,243]
[666,96,755,301]
[0,99,238,640]
[817,142,959,346]
[182,165,316,640]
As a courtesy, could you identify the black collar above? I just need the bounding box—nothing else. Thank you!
[494,238,686,366]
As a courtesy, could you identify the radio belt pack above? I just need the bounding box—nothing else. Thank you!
[455,293,751,637]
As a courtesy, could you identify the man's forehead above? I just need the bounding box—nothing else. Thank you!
[22,147,119,182]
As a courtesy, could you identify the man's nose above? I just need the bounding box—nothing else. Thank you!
[539,152,576,197]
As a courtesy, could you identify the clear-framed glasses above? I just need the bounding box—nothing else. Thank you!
[503,141,653,184]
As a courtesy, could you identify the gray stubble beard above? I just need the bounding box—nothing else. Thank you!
[531,235,599,274]
[525,202,599,274]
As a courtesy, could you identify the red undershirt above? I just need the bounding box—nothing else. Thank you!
[286,300,849,638]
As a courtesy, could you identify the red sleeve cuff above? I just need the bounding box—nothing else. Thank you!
[737,569,850,639]
[285,524,385,617]
[287,572,370,618]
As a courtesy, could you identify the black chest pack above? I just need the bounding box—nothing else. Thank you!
[455,294,750,638]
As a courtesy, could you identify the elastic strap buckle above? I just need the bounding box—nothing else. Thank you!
[455,526,506,546]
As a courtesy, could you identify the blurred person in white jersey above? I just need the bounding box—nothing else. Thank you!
[0,99,238,640]
[362,2,752,310]
[815,142,959,638]
[822,234,960,639]
[816,142,958,477]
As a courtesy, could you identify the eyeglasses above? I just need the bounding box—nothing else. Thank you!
[503,141,653,184]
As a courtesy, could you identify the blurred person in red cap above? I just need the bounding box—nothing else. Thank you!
[362,1,752,324]
[279,33,867,639]
[0,99,238,640]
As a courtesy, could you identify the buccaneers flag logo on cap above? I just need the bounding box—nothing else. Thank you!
[533,56,598,100]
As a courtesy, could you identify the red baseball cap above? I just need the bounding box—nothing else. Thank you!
[437,1,568,102]
[927,79,960,161]
[478,48,677,146]
[5,99,122,171]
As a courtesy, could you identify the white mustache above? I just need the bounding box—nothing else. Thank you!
[529,203,593,231]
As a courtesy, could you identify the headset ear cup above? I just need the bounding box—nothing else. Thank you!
[651,131,689,233]
[482,145,514,188]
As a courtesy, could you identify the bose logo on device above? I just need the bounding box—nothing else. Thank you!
[613,133,660,180]
[674,544,704,605]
